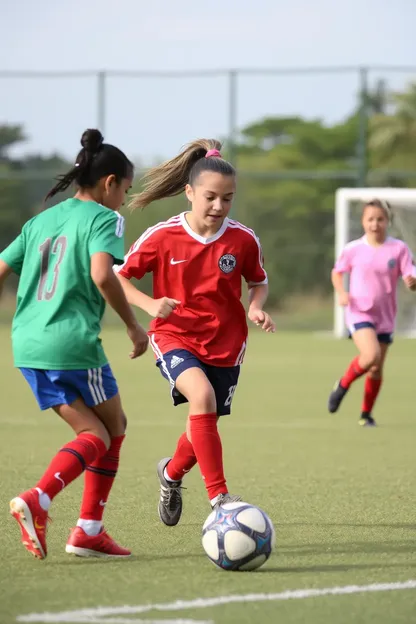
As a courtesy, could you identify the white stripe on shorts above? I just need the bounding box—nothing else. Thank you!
[88,369,100,405]
[92,368,104,403]
[150,335,175,397]
[97,367,107,402]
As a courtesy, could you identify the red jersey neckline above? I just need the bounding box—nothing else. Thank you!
[180,212,230,245]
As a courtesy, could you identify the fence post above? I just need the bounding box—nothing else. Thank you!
[357,67,369,187]
[228,70,238,166]
[97,71,107,134]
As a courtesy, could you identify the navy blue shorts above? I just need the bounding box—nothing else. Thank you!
[20,364,119,411]
[348,322,393,345]
[155,349,240,416]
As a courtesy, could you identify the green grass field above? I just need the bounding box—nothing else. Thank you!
[0,326,415,624]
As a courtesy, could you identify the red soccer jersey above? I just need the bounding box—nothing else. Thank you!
[116,212,267,367]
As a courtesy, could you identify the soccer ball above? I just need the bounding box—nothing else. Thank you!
[202,502,275,571]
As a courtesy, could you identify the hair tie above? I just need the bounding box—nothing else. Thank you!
[74,163,80,168]
[205,149,222,159]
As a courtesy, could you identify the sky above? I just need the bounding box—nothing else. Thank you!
[1,0,415,163]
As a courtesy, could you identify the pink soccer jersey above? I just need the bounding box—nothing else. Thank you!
[334,236,415,334]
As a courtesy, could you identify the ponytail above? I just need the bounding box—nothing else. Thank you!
[130,138,235,210]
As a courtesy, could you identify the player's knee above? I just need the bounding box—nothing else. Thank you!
[79,426,111,450]
[369,360,383,378]
[120,411,127,433]
[189,385,217,414]
[361,349,381,370]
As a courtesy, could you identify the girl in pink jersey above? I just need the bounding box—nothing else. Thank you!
[328,199,416,426]
[116,139,275,526]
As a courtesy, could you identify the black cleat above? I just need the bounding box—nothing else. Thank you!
[358,412,377,427]
[328,380,349,413]
[157,458,184,526]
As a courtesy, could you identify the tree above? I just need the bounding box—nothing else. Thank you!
[369,82,416,169]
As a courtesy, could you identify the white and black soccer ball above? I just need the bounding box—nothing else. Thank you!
[202,502,275,571]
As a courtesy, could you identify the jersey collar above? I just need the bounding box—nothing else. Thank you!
[180,212,230,244]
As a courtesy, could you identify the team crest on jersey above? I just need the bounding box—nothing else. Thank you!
[219,254,237,274]
[387,258,397,269]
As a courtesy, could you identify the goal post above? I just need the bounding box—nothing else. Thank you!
[334,187,416,338]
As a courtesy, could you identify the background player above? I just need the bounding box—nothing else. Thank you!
[115,139,275,526]
[328,199,416,426]
[0,129,148,559]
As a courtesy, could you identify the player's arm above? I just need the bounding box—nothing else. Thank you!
[399,244,416,291]
[332,247,351,306]
[242,233,275,333]
[0,232,25,298]
[248,284,275,333]
[89,212,148,358]
[114,236,180,320]
[0,260,13,297]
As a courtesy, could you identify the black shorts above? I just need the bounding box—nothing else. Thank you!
[156,349,240,416]
[348,322,393,345]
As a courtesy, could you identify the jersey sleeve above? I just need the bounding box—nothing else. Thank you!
[333,246,352,274]
[0,231,26,275]
[88,210,125,265]
[242,233,268,286]
[399,242,415,277]
[114,232,157,280]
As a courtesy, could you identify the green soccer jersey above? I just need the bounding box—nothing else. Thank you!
[0,198,125,369]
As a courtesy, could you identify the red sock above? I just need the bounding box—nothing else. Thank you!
[189,413,227,500]
[362,377,382,413]
[166,433,197,481]
[341,356,367,389]
[36,433,107,501]
[79,435,125,521]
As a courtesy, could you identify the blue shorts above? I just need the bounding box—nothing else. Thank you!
[348,322,393,345]
[156,349,240,416]
[20,364,119,411]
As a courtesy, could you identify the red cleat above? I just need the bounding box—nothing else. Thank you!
[10,489,48,560]
[65,526,131,558]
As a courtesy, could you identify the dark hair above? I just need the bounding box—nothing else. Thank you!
[130,139,235,210]
[45,129,134,202]
[363,198,393,223]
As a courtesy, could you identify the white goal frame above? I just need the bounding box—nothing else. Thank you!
[334,187,416,338]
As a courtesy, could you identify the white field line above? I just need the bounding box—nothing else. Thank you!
[17,579,416,623]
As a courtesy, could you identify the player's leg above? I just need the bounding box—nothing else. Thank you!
[359,338,390,427]
[152,349,198,526]
[10,369,109,559]
[328,325,380,414]
[176,365,242,509]
[65,365,131,557]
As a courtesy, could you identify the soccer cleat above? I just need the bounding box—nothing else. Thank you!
[212,493,242,510]
[65,526,131,558]
[157,457,184,527]
[359,412,377,427]
[9,488,49,560]
[328,380,349,413]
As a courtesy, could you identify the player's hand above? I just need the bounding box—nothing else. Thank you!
[127,323,149,359]
[338,292,349,306]
[148,297,181,319]
[248,307,276,333]
[404,275,416,291]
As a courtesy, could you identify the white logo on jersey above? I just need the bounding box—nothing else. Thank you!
[170,258,187,265]
[219,254,237,274]
[170,355,184,369]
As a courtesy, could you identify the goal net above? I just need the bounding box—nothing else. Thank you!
[334,187,416,338]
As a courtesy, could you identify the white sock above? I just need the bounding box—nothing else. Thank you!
[163,467,179,484]
[35,488,51,511]
[77,519,102,536]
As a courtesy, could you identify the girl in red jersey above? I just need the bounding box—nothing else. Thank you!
[115,139,275,526]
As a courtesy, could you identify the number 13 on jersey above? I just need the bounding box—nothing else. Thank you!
[37,236,67,301]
